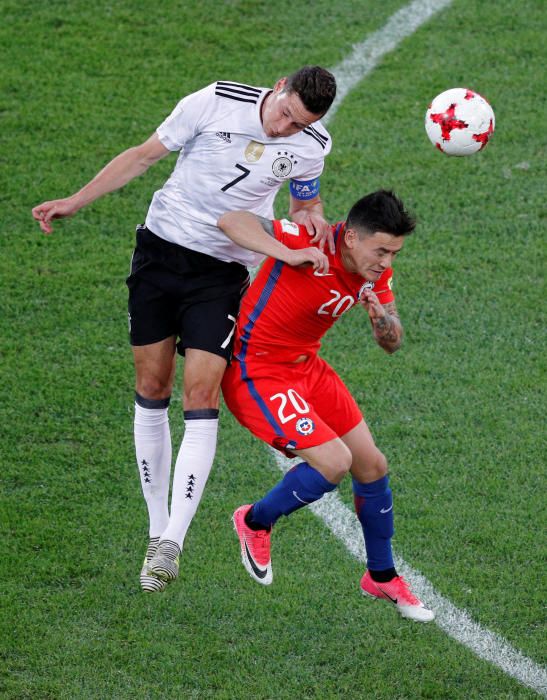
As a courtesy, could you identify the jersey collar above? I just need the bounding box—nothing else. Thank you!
[333,222,346,264]
[258,89,272,128]
[333,221,344,249]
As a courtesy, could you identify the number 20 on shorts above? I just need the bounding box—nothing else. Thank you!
[269,389,310,424]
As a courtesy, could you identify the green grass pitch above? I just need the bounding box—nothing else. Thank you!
[1,0,545,697]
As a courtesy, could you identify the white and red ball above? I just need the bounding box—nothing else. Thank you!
[425,88,495,156]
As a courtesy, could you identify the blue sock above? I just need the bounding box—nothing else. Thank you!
[251,462,337,529]
[353,475,395,571]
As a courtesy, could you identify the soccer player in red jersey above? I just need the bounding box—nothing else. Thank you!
[219,190,435,622]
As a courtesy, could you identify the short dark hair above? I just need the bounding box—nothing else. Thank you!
[346,190,416,238]
[284,66,336,116]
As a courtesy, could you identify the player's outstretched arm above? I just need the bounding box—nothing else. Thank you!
[218,211,329,273]
[360,290,403,354]
[289,194,335,254]
[32,133,171,234]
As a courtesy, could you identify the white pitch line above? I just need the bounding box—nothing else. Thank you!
[270,451,547,696]
[263,1,547,694]
[322,0,454,126]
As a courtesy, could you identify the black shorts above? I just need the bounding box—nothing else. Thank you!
[126,226,249,360]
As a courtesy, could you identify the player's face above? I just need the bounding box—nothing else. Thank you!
[343,230,405,281]
[261,78,321,138]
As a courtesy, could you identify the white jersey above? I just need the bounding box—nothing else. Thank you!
[145,81,331,267]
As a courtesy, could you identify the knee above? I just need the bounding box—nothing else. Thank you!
[183,381,221,410]
[373,449,388,479]
[353,448,388,483]
[136,376,172,401]
[328,443,353,483]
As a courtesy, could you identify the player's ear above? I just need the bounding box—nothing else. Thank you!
[344,227,357,248]
[274,77,288,93]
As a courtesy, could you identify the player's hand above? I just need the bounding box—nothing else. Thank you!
[286,247,329,274]
[291,210,335,254]
[359,288,385,321]
[31,197,79,234]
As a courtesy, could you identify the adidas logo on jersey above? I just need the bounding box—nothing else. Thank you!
[216,131,232,143]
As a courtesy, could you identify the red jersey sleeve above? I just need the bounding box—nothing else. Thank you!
[372,268,395,304]
[272,219,317,250]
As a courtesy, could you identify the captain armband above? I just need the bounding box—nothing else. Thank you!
[289,177,320,200]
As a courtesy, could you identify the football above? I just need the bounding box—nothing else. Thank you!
[425,88,495,156]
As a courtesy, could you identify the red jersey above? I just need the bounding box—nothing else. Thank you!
[233,219,395,363]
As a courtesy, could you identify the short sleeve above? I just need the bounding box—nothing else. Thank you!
[272,219,314,250]
[289,122,330,192]
[374,268,395,304]
[156,83,216,152]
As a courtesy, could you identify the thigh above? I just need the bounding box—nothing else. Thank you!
[127,252,180,347]
[132,336,177,399]
[222,359,338,456]
[179,279,247,361]
[305,357,363,437]
[182,348,227,410]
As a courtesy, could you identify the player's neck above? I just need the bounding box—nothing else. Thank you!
[340,245,355,274]
[259,90,273,126]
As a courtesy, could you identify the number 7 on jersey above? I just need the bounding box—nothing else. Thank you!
[221,164,251,192]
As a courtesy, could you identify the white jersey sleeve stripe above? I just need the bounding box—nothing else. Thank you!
[216,80,262,95]
[306,125,328,143]
[303,126,329,148]
[215,87,260,104]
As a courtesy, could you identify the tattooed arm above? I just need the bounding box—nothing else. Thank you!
[360,289,403,354]
[217,211,329,272]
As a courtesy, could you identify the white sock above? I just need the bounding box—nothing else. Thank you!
[134,397,172,538]
[160,411,219,549]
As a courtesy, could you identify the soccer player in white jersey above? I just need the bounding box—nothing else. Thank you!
[32,66,337,592]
